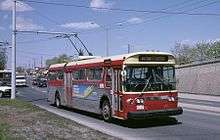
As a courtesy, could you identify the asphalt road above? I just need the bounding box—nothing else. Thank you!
[16,86,220,140]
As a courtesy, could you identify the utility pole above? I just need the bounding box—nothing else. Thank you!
[11,0,16,99]
[33,58,36,69]
[128,44,131,53]
[28,60,31,68]
[41,56,43,68]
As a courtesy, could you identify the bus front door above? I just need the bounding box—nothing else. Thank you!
[111,69,122,118]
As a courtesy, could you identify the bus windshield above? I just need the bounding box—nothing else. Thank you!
[124,66,176,92]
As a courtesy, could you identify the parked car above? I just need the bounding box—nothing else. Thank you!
[0,81,12,98]
[37,78,47,87]
[16,75,27,87]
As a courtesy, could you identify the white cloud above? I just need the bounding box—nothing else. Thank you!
[127,17,143,24]
[16,17,43,31]
[0,0,33,12]
[116,17,144,26]
[90,0,113,10]
[61,21,100,30]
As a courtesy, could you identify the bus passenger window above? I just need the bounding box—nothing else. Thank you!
[79,69,86,80]
[72,71,79,80]
[58,72,64,80]
[87,69,93,80]
[94,68,102,80]
[73,69,86,80]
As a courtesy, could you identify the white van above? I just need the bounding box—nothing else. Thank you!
[16,75,27,86]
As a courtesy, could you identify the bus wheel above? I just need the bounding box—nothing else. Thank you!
[102,100,112,122]
[55,94,61,108]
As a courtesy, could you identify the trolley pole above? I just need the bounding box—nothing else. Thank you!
[11,0,16,99]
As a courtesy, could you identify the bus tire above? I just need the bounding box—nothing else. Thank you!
[102,100,112,122]
[55,93,61,108]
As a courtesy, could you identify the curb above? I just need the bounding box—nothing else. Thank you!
[179,103,220,116]
[34,104,130,140]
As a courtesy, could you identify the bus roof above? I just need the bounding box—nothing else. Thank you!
[49,51,175,71]
[49,63,66,71]
[66,51,174,68]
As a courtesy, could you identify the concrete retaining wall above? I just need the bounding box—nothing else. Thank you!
[176,59,220,96]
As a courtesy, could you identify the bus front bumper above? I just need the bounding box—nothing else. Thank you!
[127,107,183,119]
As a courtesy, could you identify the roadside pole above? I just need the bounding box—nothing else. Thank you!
[11,0,16,99]
[128,44,131,53]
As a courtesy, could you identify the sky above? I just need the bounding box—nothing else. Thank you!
[0,0,220,68]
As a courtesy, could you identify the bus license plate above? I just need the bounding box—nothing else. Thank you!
[136,105,144,110]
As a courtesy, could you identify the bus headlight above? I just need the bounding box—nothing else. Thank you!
[136,98,144,104]
[168,97,175,102]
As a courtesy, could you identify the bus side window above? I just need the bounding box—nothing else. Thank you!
[87,68,102,80]
[72,70,79,80]
[87,69,93,80]
[94,68,102,80]
[79,69,86,80]
[48,72,56,80]
[48,72,51,80]
[58,71,64,80]
[106,68,112,88]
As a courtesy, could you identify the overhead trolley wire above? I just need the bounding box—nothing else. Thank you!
[17,50,55,57]
[109,0,220,31]
[23,0,220,16]
[111,0,201,28]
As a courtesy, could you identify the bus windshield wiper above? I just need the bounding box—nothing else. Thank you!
[140,76,151,94]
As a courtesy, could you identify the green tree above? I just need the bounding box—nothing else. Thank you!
[46,54,71,67]
[171,43,192,65]
[171,41,220,65]
[206,41,220,59]
[0,48,7,70]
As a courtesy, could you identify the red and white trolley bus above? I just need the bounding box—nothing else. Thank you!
[47,52,183,121]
